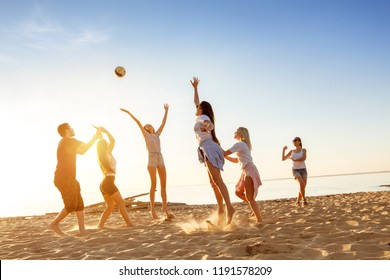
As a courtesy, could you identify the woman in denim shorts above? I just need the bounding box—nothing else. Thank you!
[282,137,308,207]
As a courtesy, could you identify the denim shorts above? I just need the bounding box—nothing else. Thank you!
[197,139,224,171]
[292,168,308,180]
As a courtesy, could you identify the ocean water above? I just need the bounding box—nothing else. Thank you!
[2,172,389,218]
[134,171,390,205]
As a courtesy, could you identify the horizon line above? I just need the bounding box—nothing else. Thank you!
[262,170,390,182]
[164,170,390,188]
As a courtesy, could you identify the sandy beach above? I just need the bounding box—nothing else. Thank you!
[0,191,389,260]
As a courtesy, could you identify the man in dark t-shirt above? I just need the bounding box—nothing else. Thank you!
[50,123,99,235]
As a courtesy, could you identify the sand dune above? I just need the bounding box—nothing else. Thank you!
[0,191,389,260]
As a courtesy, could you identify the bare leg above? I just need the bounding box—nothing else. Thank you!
[297,176,308,206]
[147,166,158,219]
[110,191,133,226]
[158,166,173,219]
[206,161,235,225]
[207,172,224,214]
[294,176,303,205]
[207,172,225,226]
[75,210,86,234]
[244,176,263,223]
[235,178,252,215]
[296,177,305,199]
[235,190,248,202]
[98,194,116,228]
[49,208,69,235]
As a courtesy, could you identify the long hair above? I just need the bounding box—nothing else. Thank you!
[96,139,114,173]
[143,124,155,134]
[200,101,220,145]
[294,137,303,148]
[237,127,252,150]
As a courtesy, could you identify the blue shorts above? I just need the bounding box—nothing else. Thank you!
[197,139,224,171]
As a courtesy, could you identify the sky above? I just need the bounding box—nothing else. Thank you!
[0,0,389,217]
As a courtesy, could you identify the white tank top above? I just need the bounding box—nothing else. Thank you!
[291,149,306,169]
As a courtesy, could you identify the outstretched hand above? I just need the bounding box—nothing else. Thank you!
[190,77,200,88]
[92,125,103,139]
[99,126,109,134]
[163,103,169,110]
[120,108,130,114]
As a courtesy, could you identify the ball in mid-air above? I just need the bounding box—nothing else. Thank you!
[115,66,126,78]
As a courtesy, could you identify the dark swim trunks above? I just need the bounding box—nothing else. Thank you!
[54,176,84,213]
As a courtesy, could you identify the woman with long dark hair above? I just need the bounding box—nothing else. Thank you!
[282,137,308,207]
[190,77,235,225]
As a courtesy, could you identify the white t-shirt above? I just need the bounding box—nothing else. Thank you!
[194,115,212,145]
[143,131,161,153]
[229,141,253,169]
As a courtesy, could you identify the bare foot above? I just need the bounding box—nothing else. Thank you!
[151,210,158,219]
[164,213,175,221]
[255,222,265,228]
[226,206,236,225]
[75,230,90,237]
[49,223,64,235]
[217,210,226,228]
[162,207,174,220]
[206,220,220,231]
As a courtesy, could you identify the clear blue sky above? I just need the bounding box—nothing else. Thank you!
[0,0,389,216]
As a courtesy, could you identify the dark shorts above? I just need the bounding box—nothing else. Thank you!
[100,176,119,196]
[54,176,84,213]
[292,168,308,180]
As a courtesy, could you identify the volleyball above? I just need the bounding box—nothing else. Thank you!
[114,66,126,78]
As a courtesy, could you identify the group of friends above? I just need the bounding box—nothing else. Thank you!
[49,77,308,235]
